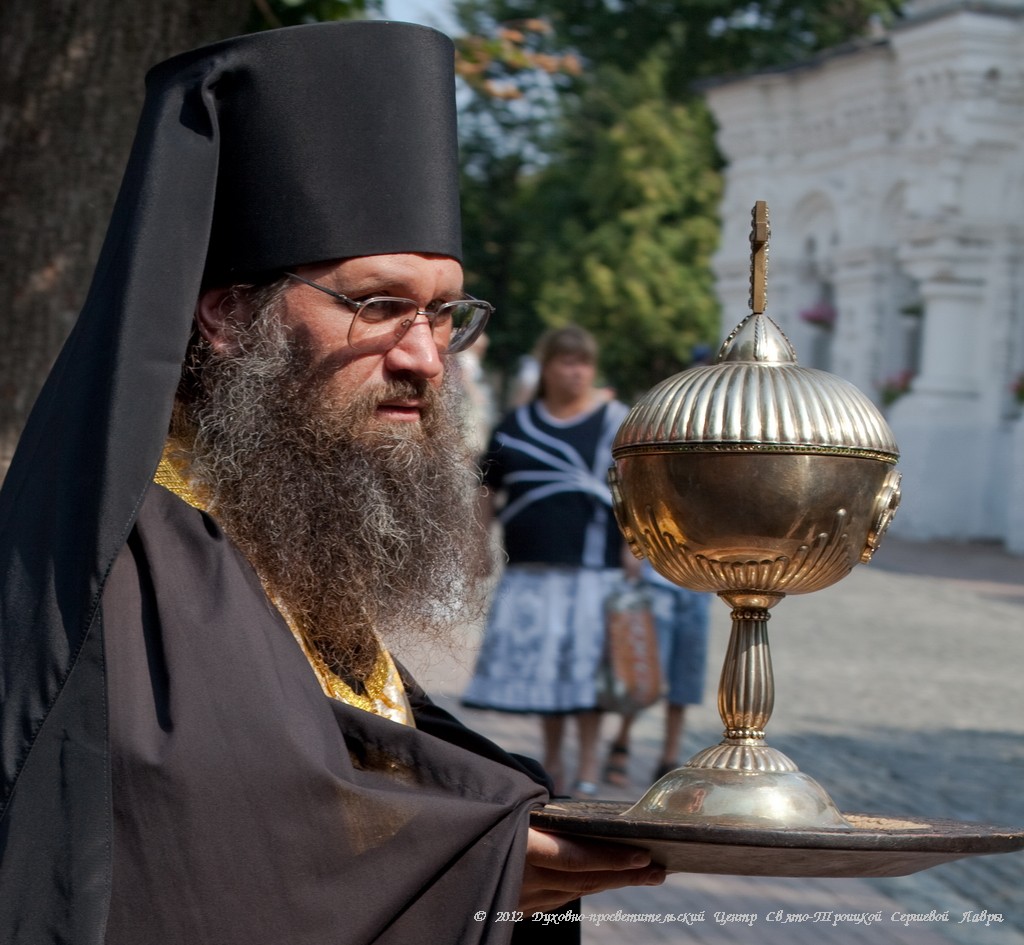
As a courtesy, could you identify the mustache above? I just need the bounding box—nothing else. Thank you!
[332,377,444,443]
[370,378,434,406]
[278,328,441,416]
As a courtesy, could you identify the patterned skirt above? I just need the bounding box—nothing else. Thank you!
[462,564,622,714]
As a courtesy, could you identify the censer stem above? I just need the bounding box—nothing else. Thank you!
[684,591,797,773]
[719,606,774,742]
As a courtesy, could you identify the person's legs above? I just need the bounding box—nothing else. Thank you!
[602,713,635,787]
[655,703,687,779]
[542,714,567,794]
[650,585,711,780]
[574,710,602,794]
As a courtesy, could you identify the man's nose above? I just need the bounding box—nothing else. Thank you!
[383,316,444,380]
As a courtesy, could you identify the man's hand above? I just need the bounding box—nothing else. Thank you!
[519,828,666,915]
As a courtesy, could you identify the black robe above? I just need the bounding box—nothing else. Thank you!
[3,480,577,944]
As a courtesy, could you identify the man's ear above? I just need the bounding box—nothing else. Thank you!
[195,286,250,356]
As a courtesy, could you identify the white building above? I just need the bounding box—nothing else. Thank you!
[704,0,1024,553]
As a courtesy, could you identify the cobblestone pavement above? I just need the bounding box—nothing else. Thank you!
[399,537,1024,945]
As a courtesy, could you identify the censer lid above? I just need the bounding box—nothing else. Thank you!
[614,200,898,463]
[613,310,899,462]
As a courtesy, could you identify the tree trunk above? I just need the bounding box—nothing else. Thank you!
[0,0,251,470]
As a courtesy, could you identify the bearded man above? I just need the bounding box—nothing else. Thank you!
[0,20,664,945]
[170,268,487,696]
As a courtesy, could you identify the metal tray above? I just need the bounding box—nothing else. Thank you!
[531,800,1024,878]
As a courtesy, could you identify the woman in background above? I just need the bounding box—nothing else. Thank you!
[463,325,634,796]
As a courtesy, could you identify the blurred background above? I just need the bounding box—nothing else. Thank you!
[4,0,1022,550]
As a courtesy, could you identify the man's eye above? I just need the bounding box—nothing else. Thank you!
[358,298,415,322]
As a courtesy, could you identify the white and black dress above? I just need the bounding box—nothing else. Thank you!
[463,399,629,714]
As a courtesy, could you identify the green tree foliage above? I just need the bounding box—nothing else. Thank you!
[527,55,722,395]
[458,0,902,93]
[455,22,582,387]
[453,0,902,399]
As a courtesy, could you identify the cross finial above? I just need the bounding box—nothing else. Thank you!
[749,200,769,315]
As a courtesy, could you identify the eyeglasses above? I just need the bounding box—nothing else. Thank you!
[285,272,492,354]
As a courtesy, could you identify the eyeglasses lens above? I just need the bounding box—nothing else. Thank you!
[350,299,488,353]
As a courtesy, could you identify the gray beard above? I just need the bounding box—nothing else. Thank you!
[172,314,487,680]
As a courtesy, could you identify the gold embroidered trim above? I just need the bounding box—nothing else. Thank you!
[154,450,412,725]
[154,450,206,510]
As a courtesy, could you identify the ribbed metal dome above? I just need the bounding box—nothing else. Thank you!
[613,313,899,462]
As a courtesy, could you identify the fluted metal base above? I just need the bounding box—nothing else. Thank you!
[686,739,797,772]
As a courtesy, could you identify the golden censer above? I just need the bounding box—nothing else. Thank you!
[609,200,900,830]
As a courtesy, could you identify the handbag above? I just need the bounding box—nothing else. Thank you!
[596,583,662,713]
